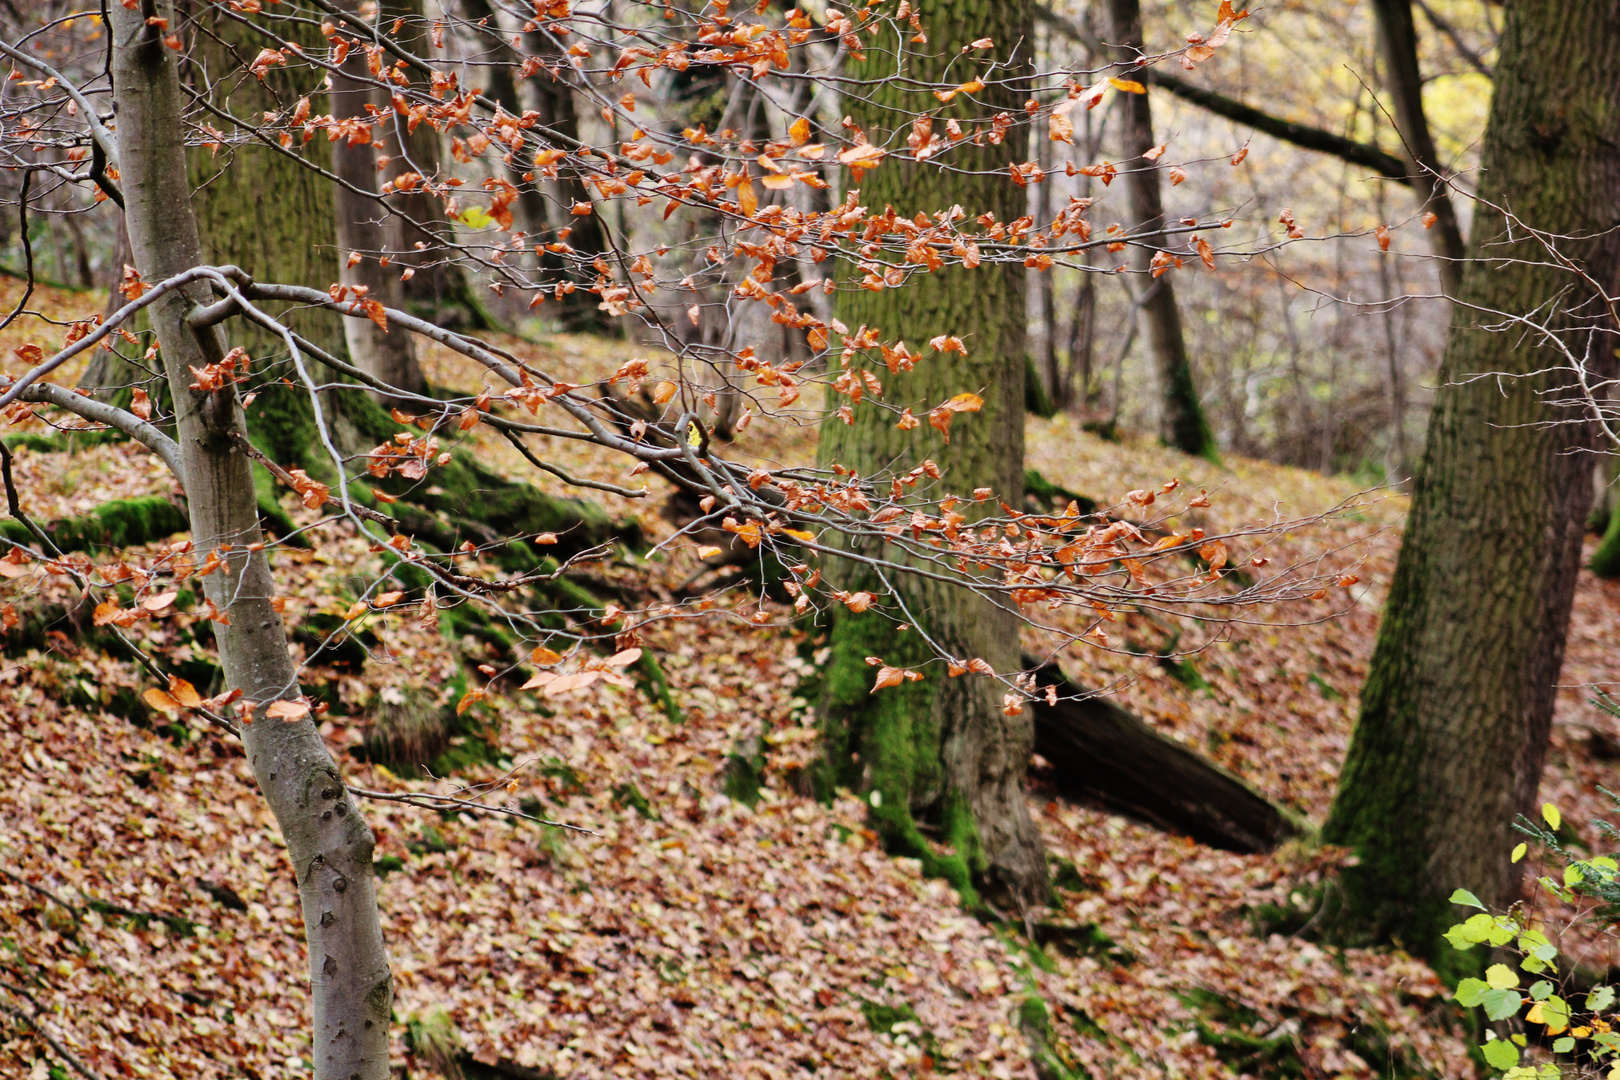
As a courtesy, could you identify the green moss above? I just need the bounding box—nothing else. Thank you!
[1592,498,1620,578]
[807,607,986,906]
[1023,468,1097,516]
[0,495,189,554]
[1026,356,1057,418]
[611,781,657,820]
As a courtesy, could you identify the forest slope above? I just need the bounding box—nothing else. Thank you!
[5,281,1619,1079]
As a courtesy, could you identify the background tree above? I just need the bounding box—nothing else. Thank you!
[1105,0,1217,461]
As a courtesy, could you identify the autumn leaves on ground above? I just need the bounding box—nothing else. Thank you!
[8,277,1618,1080]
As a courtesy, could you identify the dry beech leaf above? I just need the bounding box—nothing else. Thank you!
[141,590,178,612]
[265,699,310,721]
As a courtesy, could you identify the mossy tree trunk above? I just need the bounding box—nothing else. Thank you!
[1321,0,1620,970]
[813,0,1047,912]
[1105,0,1217,462]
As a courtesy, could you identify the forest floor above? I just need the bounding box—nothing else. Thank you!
[2,280,1619,1080]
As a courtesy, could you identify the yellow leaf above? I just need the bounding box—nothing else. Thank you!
[456,689,485,715]
[1544,803,1563,831]
[788,115,811,147]
[1485,963,1519,990]
[1108,77,1146,93]
[696,545,723,559]
[1512,843,1528,863]
[344,601,369,621]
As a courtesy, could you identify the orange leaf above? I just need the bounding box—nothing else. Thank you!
[141,590,178,612]
[789,116,811,147]
[167,676,202,708]
[143,688,180,714]
[871,665,906,692]
[652,380,677,404]
[265,699,311,721]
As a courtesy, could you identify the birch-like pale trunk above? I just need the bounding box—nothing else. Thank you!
[109,5,393,1077]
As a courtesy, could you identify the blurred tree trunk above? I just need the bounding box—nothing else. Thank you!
[108,6,392,1078]
[517,18,613,333]
[813,0,1047,913]
[330,2,425,401]
[1323,0,1620,971]
[379,0,491,329]
[1105,0,1218,462]
[1371,0,1468,297]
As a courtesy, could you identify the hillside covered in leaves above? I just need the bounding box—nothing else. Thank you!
[6,275,1620,1080]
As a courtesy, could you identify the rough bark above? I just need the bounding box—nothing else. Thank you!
[110,6,392,1078]
[813,0,1046,912]
[330,4,426,400]
[1105,0,1218,462]
[1026,657,1302,854]
[1322,0,1620,969]
[1370,0,1469,298]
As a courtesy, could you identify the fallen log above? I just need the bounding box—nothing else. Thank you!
[1026,654,1306,853]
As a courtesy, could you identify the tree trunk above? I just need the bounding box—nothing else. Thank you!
[1105,0,1218,462]
[813,0,1046,913]
[516,20,612,333]
[372,0,489,328]
[1370,0,1469,298]
[330,5,426,401]
[1322,0,1620,970]
[455,0,553,247]
[109,5,392,1078]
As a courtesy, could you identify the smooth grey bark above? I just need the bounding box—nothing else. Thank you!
[1371,0,1469,298]
[331,6,425,401]
[109,6,392,1078]
[1106,0,1217,461]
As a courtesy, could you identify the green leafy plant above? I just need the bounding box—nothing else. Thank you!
[1445,776,1620,1079]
